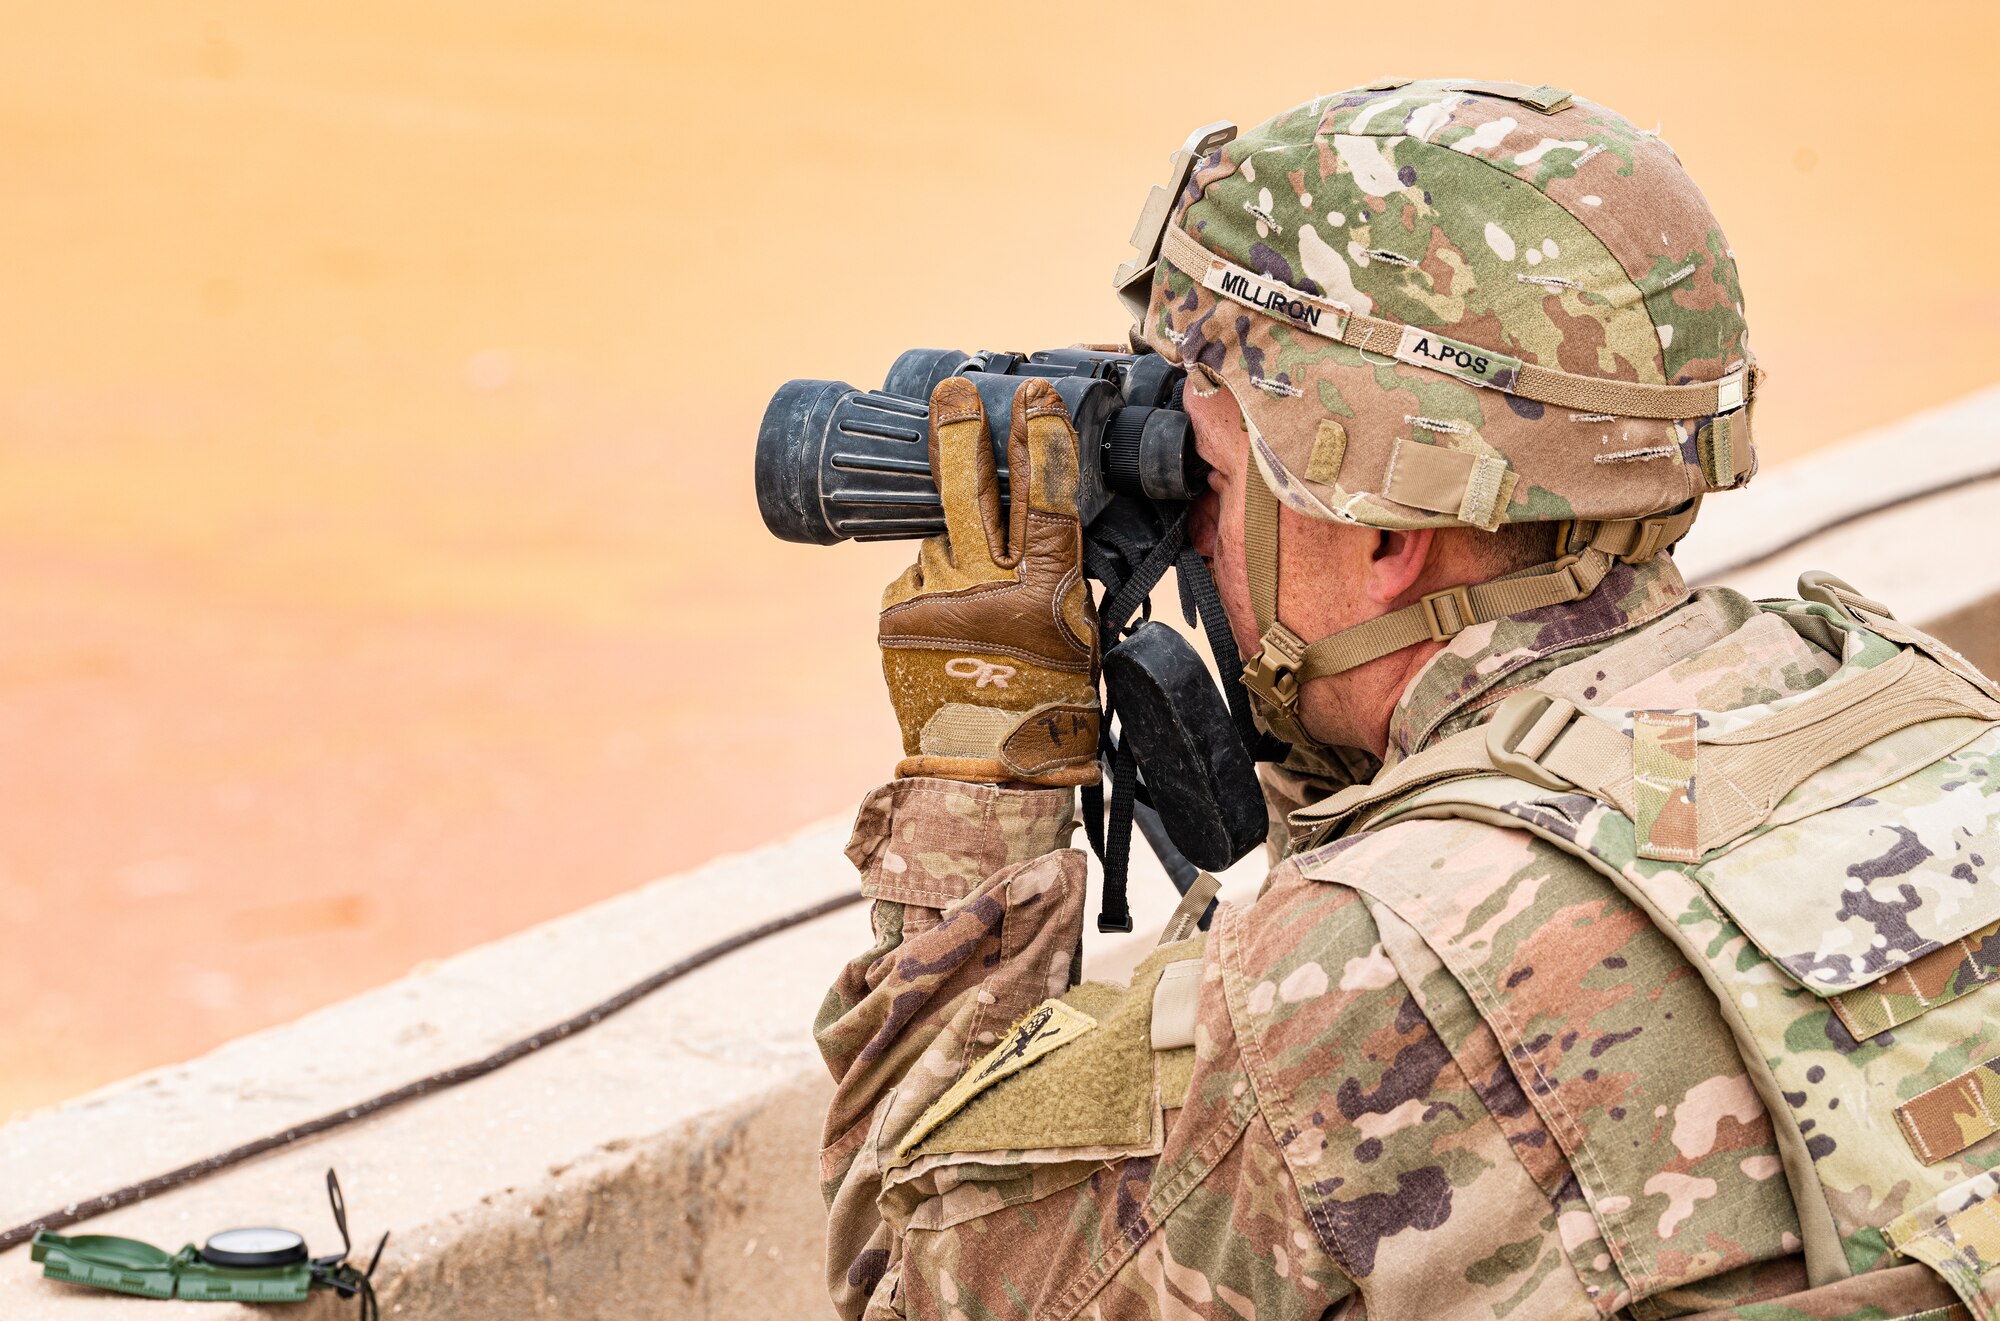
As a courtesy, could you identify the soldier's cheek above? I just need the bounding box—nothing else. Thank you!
[1190,485,1220,559]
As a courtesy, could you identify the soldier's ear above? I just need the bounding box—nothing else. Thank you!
[1367,527,1436,607]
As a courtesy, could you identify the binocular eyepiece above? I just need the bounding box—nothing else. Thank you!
[755,347,1206,545]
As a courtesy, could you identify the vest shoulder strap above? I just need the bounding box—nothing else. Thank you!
[1292,644,2000,860]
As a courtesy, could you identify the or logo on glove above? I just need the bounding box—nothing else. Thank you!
[943,657,1017,689]
[878,377,1101,786]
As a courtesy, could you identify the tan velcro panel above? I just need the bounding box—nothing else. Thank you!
[1697,411,1755,490]
[1384,439,1513,529]
[1149,959,1203,1051]
[1304,419,1348,484]
[1438,79,1573,112]
[920,704,1015,758]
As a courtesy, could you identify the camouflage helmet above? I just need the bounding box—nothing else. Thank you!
[1110,79,1761,751]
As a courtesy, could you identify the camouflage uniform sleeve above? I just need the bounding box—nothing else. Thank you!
[813,777,1086,1318]
[814,779,1355,1320]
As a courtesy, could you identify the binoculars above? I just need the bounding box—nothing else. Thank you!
[752,343,1270,925]
[754,347,1206,545]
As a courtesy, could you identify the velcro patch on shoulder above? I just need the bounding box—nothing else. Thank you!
[1633,710,1699,862]
[896,1000,1097,1158]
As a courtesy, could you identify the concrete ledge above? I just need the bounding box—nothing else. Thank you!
[1676,381,2000,675]
[5,385,1999,1317]
[1679,382,2000,622]
[380,1071,832,1317]
[0,821,864,1318]
[0,799,1251,1318]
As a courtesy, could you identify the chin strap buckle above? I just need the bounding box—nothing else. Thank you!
[1417,584,1478,642]
[1241,624,1306,712]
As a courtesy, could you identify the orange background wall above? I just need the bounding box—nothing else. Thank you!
[4,2,1997,1114]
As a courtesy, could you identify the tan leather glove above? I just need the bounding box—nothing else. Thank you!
[879,376,1101,786]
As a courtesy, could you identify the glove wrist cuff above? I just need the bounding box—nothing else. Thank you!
[895,755,1099,788]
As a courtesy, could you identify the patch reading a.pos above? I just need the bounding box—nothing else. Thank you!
[895,999,1098,1157]
[1395,325,1522,389]
[1200,258,1346,337]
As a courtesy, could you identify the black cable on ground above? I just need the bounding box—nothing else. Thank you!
[0,889,864,1254]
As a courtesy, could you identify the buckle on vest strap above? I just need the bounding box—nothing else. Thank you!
[1418,585,1477,642]
[1484,691,1580,792]
[1242,626,1306,710]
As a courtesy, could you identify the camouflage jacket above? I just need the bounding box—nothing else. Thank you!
[814,556,2000,1321]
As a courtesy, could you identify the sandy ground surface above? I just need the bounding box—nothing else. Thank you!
[4,2,1999,1115]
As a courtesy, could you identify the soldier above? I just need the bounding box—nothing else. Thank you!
[812,80,2000,1320]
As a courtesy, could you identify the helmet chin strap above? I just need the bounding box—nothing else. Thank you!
[1234,453,1699,755]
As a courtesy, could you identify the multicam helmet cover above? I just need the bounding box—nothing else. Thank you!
[1130,78,1758,535]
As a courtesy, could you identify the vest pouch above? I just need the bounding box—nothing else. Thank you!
[1658,725,2000,1299]
[1688,722,2000,1008]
